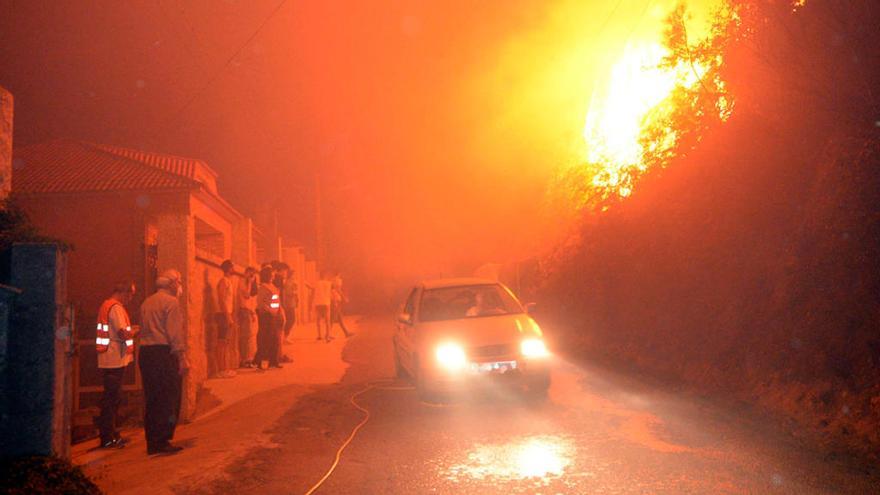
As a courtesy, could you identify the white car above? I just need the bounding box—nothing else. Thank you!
[392,278,551,400]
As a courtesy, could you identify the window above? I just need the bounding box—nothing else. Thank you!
[194,217,225,258]
[418,284,523,322]
[403,288,417,317]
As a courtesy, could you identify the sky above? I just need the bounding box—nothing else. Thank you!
[0,0,718,304]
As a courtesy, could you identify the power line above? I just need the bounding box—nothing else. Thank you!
[595,0,626,35]
[621,0,655,49]
[156,0,291,138]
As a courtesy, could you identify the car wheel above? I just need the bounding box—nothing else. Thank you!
[393,341,407,378]
[525,375,550,401]
[414,357,437,402]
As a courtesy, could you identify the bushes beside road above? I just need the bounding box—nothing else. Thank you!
[540,0,880,462]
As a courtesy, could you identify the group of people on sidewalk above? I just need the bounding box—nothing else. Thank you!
[215,259,295,374]
[216,260,352,374]
[93,262,352,456]
[95,270,189,455]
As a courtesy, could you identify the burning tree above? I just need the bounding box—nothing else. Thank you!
[543,0,880,462]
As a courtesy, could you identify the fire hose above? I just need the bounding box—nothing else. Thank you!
[302,381,416,495]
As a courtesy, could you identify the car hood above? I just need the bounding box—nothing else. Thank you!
[415,313,543,347]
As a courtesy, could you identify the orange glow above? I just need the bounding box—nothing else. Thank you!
[532,0,728,217]
[446,435,574,482]
[582,42,705,200]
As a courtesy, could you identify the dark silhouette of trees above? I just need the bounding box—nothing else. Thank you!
[544,0,880,461]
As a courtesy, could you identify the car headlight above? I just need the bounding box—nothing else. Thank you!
[521,338,549,358]
[435,343,467,371]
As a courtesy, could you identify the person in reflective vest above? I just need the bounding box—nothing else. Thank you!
[95,281,137,449]
[253,265,283,370]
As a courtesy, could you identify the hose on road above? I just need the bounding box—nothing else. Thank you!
[303,381,415,495]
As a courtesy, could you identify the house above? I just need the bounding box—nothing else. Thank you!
[11,139,313,434]
[1,85,11,200]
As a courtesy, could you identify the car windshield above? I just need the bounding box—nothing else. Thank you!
[418,284,523,322]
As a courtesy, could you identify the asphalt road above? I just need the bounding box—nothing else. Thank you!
[190,315,879,495]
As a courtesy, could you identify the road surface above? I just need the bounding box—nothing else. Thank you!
[180,314,877,495]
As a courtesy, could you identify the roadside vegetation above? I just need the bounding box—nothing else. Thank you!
[541,0,880,463]
[0,456,101,495]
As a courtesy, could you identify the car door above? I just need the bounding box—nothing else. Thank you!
[396,287,419,374]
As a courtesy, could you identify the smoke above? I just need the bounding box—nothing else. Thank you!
[0,0,721,309]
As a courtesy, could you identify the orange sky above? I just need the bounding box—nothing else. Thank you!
[0,0,720,298]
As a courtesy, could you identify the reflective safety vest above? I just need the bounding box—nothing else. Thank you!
[96,298,134,355]
[270,293,281,310]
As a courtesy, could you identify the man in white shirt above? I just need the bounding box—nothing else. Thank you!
[313,272,333,342]
[214,260,237,378]
[330,272,352,337]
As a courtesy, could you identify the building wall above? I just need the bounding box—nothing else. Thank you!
[1,245,70,458]
[17,191,191,430]
[0,86,11,201]
[191,195,233,260]
[16,192,162,330]
[181,195,237,417]
[282,245,309,324]
[15,188,314,426]
[232,218,255,267]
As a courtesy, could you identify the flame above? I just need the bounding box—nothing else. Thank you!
[582,42,703,199]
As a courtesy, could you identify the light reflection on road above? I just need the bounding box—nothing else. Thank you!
[445,434,576,484]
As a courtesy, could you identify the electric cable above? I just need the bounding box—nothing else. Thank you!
[302,380,415,495]
[155,0,291,138]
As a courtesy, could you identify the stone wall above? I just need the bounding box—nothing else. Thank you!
[0,244,71,458]
[0,86,12,201]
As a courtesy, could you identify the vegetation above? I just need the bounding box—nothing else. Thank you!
[0,200,70,253]
[542,0,880,461]
[0,456,102,495]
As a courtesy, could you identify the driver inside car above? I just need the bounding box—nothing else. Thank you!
[466,291,505,317]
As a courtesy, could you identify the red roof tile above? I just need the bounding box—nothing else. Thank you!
[93,143,219,193]
[12,140,202,195]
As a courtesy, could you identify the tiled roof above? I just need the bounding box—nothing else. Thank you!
[12,139,202,195]
[93,143,219,193]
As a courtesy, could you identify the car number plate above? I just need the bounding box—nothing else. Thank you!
[470,360,517,374]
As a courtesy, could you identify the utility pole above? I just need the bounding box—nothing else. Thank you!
[314,171,324,269]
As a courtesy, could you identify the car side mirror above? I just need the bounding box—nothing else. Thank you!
[524,302,537,315]
[398,313,412,325]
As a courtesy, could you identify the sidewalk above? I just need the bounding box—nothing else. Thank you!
[72,319,354,495]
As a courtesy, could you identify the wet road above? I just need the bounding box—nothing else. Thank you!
[195,315,878,495]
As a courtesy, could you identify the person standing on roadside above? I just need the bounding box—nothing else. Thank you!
[95,280,137,449]
[313,272,333,342]
[280,264,298,344]
[139,269,189,456]
[254,266,283,370]
[272,263,291,363]
[330,272,353,338]
[236,266,258,368]
[214,260,237,378]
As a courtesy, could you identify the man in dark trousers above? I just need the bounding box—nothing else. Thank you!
[139,269,189,455]
[254,265,283,370]
[95,280,137,449]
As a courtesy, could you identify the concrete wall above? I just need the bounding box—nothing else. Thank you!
[14,188,311,425]
[0,86,11,201]
[155,210,200,420]
[191,195,233,260]
[15,191,191,324]
[232,218,255,267]
[0,244,70,458]
[281,245,306,323]
[0,284,22,448]
[15,192,158,331]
